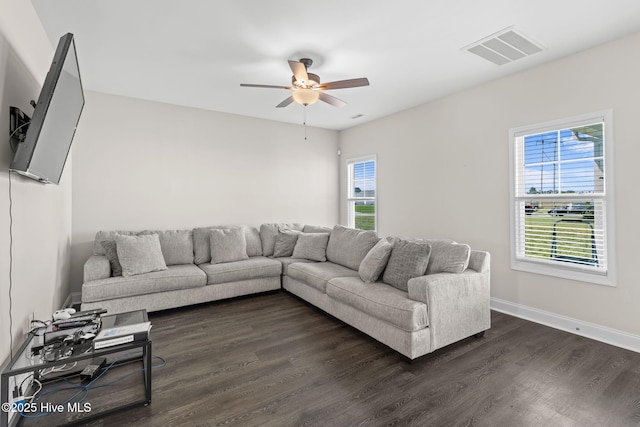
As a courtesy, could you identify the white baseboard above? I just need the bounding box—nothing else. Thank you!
[490,297,640,353]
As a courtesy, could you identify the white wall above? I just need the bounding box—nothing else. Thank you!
[70,92,340,290]
[339,31,640,337]
[0,0,72,366]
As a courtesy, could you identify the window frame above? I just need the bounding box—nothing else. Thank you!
[509,110,616,286]
[347,154,377,231]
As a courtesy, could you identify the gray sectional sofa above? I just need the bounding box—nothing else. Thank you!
[81,223,490,359]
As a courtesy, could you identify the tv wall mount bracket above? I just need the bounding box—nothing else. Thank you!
[9,102,35,153]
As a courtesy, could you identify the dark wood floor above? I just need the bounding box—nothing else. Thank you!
[53,291,640,426]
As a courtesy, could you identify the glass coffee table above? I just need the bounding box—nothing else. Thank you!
[1,310,152,427]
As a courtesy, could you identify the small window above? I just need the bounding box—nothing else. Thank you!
[347,155,376,231]
[509,111,616,286]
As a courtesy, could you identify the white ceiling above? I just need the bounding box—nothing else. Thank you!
[31,0,640,131]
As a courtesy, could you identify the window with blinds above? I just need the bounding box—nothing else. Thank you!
[347,156,376,231]
[509,111,616,286]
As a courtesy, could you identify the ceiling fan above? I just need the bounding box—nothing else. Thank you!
[240,58,369,108]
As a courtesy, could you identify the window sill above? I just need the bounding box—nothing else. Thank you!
[511,258,616,286]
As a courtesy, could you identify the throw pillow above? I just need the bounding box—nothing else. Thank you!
[272,229,300,257]
[425,240,471,274]
[115,233,168,277]
[100,240,123,277]
[358,239,392,283]
[259,223,305,256]
[292,233,330,262]
[209,228,249,264]
[193,225,240,264]
[93,230,139,255]
[382,239,432,291]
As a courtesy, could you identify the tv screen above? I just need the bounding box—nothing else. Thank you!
[10,33,84,185]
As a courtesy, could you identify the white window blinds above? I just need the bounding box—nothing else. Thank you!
[510,111,615,285]
[347,156,376,231]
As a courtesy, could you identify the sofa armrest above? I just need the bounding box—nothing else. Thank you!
[84,255,111,282]
[468,250,490,273]
[407,268,490,351]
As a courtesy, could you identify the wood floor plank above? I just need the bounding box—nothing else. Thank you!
[24,291,640,427]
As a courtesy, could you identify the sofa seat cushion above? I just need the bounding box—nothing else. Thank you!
[275,257,317,276]
[287,261,360,293]
[82,264,206,303]
[199,256,282,285]
[326,277,429,332]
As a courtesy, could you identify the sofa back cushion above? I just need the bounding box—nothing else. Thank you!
[95,229,194,268]
[260,223,305,256]
[209,228,249,264]
[303,224,332,234]
[141,229,194,265]
[94,230,139,255]
[326,225,379,271]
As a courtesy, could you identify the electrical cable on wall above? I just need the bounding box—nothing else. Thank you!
[8,170,14,360]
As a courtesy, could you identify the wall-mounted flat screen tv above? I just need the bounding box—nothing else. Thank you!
[10,33,84,185]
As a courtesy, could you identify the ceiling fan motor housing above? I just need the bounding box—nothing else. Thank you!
[292,73,320,88]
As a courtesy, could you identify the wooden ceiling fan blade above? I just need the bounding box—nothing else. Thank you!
[319,77,370,90]
[288,60,309,83]
[240,83,292,89]
[276,96,295,108]
[319,92,347,108]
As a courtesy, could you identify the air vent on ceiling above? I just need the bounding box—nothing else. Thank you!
[464,27,543,65]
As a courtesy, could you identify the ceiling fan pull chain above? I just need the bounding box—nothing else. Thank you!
[304,106,308,141]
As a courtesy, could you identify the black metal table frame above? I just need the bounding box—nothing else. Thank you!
[1,334,152,427]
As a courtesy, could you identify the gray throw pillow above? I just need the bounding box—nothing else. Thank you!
[382,239,432,291]
[94,230,139,255]
[292,233,330,262]
[273,229,300,258]
[260,223,305,256]
[426,240,471,274]
[358,239,392,283]
[193,225,242,264]
[115,233,168,277]
[209,228,249,264]
[100,240,123,277]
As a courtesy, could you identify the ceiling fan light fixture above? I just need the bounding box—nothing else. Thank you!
[292,88,319,106]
